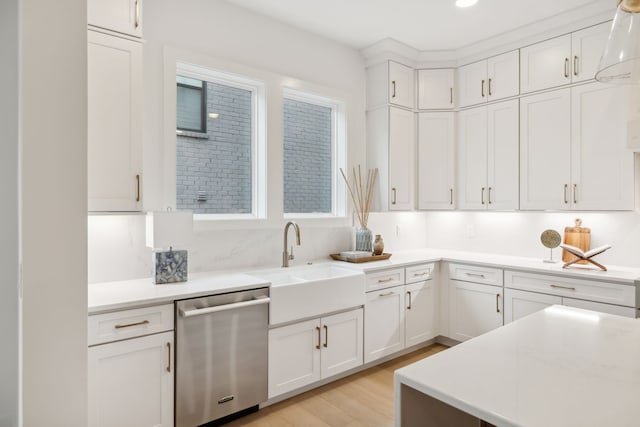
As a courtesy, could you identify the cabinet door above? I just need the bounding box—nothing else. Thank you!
[519,89,571,210]
[418,69,455,109]
[268,319,321,398]
[504,288,561,324]
[405,281,437,347]
[320,309,363,379]
[88,31,143,212]
[88,0,142,37]
[364,286,405,363]
[457,106,488,210]
[487,50,519,101]
[389,61,415,109]
[449,280,503,342]
[88,331,173,427]
[563,298,636,318]
[487,99,519,210]
[457,60,487,107]
[521,34,572,93]
[389,107,416,210]
[570,83,634,210]
[571,23,610,83]
[417,112,455,210]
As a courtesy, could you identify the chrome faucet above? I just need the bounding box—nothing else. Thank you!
[282,221,301,267]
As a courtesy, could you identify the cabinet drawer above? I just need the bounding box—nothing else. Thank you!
[366,268,404,292]
[89,304,174,346]
[406,263,436,284]
[504,270,636,308]
[448,263,503,286]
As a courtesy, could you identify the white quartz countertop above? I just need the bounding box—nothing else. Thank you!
[88,248,640,313]
[395,305,640,427]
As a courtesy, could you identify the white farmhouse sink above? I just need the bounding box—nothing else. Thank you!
[249,264,365,325]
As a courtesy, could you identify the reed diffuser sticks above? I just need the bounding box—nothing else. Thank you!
[340,166,378,228]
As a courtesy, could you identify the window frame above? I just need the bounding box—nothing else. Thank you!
[176,78,207,133]
[282,88,347,219]
[174,62,267,220]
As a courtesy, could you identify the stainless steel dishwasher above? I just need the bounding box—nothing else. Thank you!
[175,287,269,427]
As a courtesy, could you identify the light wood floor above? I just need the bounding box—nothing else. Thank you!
[225,343,449,427]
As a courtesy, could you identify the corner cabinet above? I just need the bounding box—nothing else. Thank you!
[417,112,455,210]
[368,107,416,211]
[417,69,455,110]
[88,304,174,427]
[457,99,519,210]
[268,308,363,398]
[520,83,633,210]
[88,30,143,212]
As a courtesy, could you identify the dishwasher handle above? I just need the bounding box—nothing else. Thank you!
[179,297,270,318]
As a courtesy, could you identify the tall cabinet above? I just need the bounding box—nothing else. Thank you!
[418,112,456,209]
[88,0,144,212]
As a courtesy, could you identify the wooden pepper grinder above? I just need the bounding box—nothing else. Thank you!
[562,218,590,265]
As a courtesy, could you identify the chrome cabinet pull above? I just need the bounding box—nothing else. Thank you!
[550,284,576,291]
[465,272,485,279]
[496,294,501,313]
[488,78,493,96]
[481,79,485,97]
[564,58,569,78]
[573,184,577,204]
[114,319,149,329]
[450,188,453,205]
[573,56,579,76]
[488,187,492,205]
[392,80,397,98]
[481,187,485,205]
[379,291,395,297]
[564,184,568,204]
[316,326,321,349]
[391,187,397,205]
[323,325,328,348]
[450,87,453,104]
[135,0,140,29]
[166,342,171,372]
[136,174,141,202]
[406,291,412,310]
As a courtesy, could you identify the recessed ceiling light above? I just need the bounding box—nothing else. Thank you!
[456,0,478,8]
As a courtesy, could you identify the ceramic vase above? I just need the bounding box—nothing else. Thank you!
[355,227,373,252]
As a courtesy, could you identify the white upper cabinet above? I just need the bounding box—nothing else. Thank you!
[418,69,455,110]
[570,82,634,210]
[457,99,519,210]
[457,50,519,108]
[521,23,610,93]
[88,30,143,212]
[389,61,416,109]
[520,89,571,210]
[88,0,142,38]
[367,61,415,109]
[389,108,416,210]
[418,112,455,210]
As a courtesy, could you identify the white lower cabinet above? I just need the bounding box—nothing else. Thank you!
[88,331,174,427]
[449,280,503,342]
[405,281,437,347]
[504,288,561,323]
[365,286,406,363]
[268,308,363,398]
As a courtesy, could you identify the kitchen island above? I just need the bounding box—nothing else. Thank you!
[394,305,640,427]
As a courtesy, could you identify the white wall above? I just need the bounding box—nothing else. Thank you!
[89,0,367,283]
[21,0,88,425]
[368,211,640,268]
[0,0,20,424]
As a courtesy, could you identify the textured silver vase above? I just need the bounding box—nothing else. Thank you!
[355,227,373,252]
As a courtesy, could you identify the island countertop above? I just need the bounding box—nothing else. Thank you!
[394,305,640,427]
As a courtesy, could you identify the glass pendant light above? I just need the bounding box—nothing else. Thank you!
[595,0,640,84]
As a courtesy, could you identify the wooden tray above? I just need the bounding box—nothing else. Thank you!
[330,253,392,263]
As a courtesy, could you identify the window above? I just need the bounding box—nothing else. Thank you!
[176,76,206,133]
[283,90,346,216]
[175,63,265,217]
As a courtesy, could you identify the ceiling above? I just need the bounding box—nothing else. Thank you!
[224,0,614,51]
